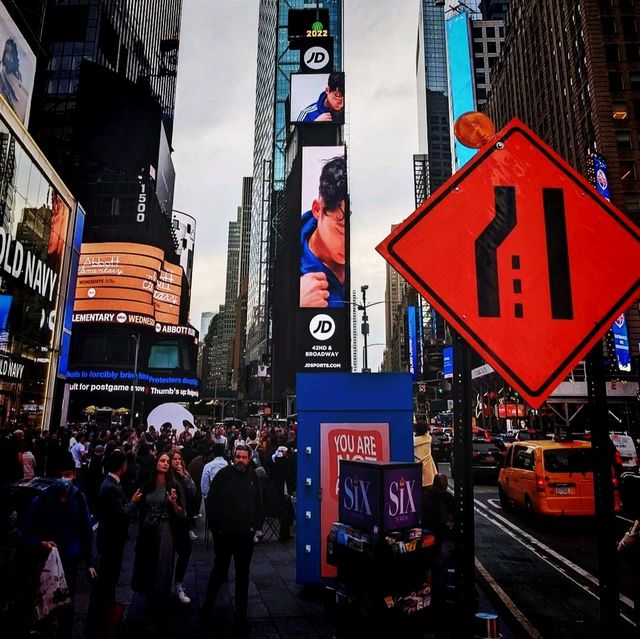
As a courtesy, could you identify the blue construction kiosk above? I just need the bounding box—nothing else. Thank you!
[296,372,414,584]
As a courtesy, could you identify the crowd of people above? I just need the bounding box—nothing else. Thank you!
[0,419,298,638]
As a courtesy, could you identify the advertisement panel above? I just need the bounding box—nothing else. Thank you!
[445,12,476,169]
[300,145,347,308]
[288,8,331,45]
[593,155,612,201]
[298,308,349,371]
[291,73,344,124]
[319,423,390,577]
[73,242,182,326]
[497,403,526,418]
[407,306,418,382]
[67,368,198,396]
[0,4,36,124]
[443,345,453,378]
[300,37,334,74]
[612,313,631,372]
[592,155,630,373]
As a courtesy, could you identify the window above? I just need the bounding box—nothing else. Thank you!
[624,192,640,211]
[601,17,616,34]
[543,450,592,474]
[148,342,180,369]
[626,44,640,61]
[617,131,632,150]
[613,100,628,119]
[620,160,637,181]
[513,447,534,471]
[605,44,620,63]
[473,41,483,54]
[609,71,624,91]
[630,71,640,90]
[620,0,635,7]
[622,17,637,36]
[487,41,497,54]
[486,27,496,38]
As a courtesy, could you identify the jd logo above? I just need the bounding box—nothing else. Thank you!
[304,46,330,70]
[309,313,335,341]
[342,477,372,515]
[388,478,417,517]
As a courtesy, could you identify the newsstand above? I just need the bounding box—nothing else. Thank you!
[326,460,436,638]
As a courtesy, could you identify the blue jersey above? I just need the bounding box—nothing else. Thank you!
[300,210,345,307]
[297,91,344,124]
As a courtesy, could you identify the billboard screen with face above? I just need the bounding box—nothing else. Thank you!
[291,72,344,124]
[73,242,182,326]
[0,4,36,124]
[300,146,347,309]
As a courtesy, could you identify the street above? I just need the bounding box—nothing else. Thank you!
[446,462,639,638]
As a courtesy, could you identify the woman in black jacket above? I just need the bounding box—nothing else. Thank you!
[169,448,197,604]
[131,452,184,625]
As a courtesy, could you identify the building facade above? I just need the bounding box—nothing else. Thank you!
[245,0,342,387]
[483,0,640,423]
[18,0,199,425]
[0,93,84,431]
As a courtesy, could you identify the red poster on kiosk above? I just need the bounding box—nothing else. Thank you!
[319,423,390,577]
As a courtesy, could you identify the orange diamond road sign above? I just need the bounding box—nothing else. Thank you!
[377,119,640,408]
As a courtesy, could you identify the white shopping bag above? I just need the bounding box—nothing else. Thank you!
[36,547,72,619]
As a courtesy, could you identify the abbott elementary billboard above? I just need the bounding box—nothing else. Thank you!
[72,242,182,326]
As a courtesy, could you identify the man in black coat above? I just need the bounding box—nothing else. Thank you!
[86,450,141,638]
[202,444,263,630]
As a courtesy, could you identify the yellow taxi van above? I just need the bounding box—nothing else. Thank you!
[497,439,621,516]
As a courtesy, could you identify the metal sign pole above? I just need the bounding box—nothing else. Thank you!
[452,329,475,634]
[586,341,620,636]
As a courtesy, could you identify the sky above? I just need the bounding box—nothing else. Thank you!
[172,0,420,372]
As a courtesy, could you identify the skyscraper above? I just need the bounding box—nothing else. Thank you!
[417,0,452,194]
[485,0,640,409]
[23,0,198,425]
[245,0,343,391]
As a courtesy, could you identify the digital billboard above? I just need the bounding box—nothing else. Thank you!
[0,4,36,124]
[73,242,182,326]
[612,313,631,372]
[288,8,330,46]
[407,306,418,382]
[445,12,477,169]
[300,37,334,74]
[300,145,347,309]
[291,72,344,124]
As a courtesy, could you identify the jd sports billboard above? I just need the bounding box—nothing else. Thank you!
[299,146,350,372]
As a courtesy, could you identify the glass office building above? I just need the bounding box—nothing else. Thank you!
[0,96,83,430]
[246,0,342,369]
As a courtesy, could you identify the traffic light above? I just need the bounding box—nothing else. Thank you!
[437,385,445,396]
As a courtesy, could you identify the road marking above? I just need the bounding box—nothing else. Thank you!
[475,558,544,639]
[475,499,636,625]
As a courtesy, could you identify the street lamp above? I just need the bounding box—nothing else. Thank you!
[130,334,140,428]
[337,288,386,373]
[360,285,369,372]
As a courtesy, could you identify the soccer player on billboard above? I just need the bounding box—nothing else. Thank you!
[300,151,347,308]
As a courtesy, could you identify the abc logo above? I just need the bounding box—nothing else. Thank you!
[116,312,127,323]
[155,322,162,333]
[87,288,96,298]
[304,46,330,70]
[309,314,335,341]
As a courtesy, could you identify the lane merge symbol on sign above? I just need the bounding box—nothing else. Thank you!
[377,118,640,407]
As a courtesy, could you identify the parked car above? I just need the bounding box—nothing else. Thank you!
[431,432,451,463]
[610,433,638,472]
[498,440,621,516]
[449,436,507,480]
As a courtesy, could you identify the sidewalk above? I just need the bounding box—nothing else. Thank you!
[72,516,516,639]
